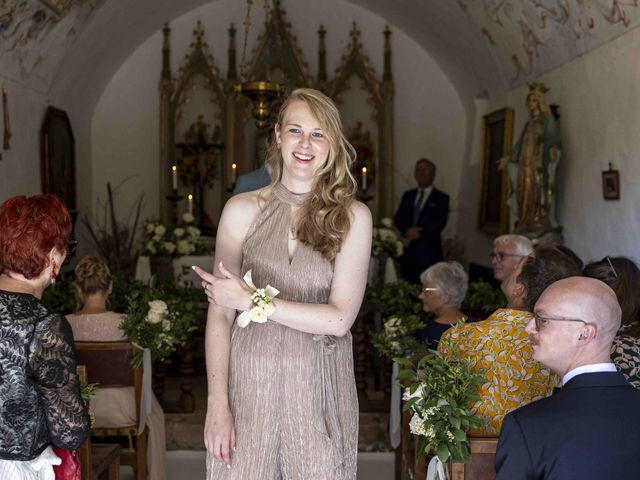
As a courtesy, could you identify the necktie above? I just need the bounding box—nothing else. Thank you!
[413,189,425,225]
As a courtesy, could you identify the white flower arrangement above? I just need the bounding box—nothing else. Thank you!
[141,216,205,257]
[372,217,404,258]
[236,270,280,328]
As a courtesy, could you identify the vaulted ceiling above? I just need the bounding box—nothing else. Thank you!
[2,0,639,115]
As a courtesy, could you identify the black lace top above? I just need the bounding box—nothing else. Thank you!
[0,290,90,460]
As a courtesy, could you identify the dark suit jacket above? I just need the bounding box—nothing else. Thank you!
[393,187,449,283]
[495,372,640,480]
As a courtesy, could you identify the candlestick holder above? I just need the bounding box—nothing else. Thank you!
[165,192,183,227]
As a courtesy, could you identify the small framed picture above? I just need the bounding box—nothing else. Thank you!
[602,166,620,200]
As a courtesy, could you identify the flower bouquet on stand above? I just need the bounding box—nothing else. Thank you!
[120,280,202,367]
[372,314,426,361]
[370,218,404,288]
[396,334,485,480]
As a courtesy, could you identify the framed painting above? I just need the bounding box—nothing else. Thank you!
[477,108,514,234]
[602,164,620,200]
[40,106,76,210]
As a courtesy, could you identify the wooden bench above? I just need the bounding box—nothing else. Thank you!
[78,438,121,480]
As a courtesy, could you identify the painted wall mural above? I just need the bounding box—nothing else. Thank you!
[0,0,105,84]
[457,0,640,84]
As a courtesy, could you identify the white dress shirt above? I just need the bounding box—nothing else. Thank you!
[562,362,617,386]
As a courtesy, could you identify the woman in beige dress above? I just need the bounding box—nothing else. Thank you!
[66,256,167,480]
[193,88,372,479]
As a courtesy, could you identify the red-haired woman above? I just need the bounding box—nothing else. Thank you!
[0,194,90,478]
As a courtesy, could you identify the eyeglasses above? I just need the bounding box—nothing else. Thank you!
[421,287,438,294]
[533,313,588,332]
[67,239,78,256]
[490,252,524,263]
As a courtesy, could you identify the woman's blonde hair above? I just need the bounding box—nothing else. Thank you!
[74,256,112,298]
[266,88,358,261]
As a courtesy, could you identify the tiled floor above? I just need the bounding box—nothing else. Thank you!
[120,450,395,480]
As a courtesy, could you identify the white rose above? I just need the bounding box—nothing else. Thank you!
[146,224,155,233]
[146,300,168,324]
[384,316,402,333]
[249,306,268,323]
[176,239,191,256]
[174,228,185,238]
[409,413,426,436]
[186,226,200,239]
[162,319,171,331]
[380,228,396,242]
[163,242,176,254]
[182,213,194,224]
[154,225,166,236]
[146,241,156,255]
[403,384,424,401]
[381,217,393,228]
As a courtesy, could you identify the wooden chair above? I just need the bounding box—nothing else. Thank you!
[450,436,497,480]
[76,342,148,480]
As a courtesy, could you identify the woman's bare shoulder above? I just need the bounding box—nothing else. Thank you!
[349,200,373,225]
[219,187,272,234]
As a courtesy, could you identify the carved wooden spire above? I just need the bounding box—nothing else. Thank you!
[161,23,172,83]
[383,26,392,84]
[228,23,237,81]
[317,25,327,83]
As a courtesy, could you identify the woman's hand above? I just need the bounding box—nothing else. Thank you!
[192,263,252,312]
[204,402,236,468]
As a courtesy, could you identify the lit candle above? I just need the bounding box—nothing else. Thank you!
[231,163,237,183]
[187,194,193,215]
[171,165,178,190]
[362,166,368,190]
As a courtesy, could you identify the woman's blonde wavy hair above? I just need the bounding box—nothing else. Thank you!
[74,256,112,301]
[266,88,358,261]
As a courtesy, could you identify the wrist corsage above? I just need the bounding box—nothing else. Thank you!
[236,270,280,328]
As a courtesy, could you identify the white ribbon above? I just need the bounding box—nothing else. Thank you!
[138,347,153,434]
[426,456,448,480]
[390,362,401,448]
[236,270,280,328]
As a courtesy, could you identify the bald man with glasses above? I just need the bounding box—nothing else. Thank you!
[495,276,640,480]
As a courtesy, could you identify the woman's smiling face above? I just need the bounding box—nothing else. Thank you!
[275,100,330,184]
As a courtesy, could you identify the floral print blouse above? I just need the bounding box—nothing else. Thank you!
[438,308,557,435]
[611,334,640,388]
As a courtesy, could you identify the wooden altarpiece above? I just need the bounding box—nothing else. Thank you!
[159,2,395,227]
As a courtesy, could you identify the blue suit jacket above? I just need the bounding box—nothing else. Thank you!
[232,166,271,196]
[393,187,449,283]
[495,371,640,480]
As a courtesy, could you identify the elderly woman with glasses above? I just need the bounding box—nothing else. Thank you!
[0,195,90,477]
[438,244,582,435]
[416,261,469,349]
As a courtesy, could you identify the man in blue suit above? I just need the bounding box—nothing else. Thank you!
[394,158,449,283]
[495,276,640,480]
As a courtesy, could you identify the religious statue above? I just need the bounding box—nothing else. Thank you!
[501,82,561,236]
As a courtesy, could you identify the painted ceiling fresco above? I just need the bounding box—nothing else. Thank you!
[458,0,640,85]
[0,0,105,87]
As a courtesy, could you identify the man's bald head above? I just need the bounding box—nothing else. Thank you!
[536,276,621,346]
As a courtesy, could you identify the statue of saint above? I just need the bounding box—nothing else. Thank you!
[501,83,561,236]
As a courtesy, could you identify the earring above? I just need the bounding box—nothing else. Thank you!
[277,143,281,149]
[51,262,57,285]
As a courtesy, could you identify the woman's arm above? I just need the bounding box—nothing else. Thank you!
[196,201,372,337]
[30,315,91,450]
[203,191,260,466]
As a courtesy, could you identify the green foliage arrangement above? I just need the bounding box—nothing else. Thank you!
[462,280,506,316]
[120,279,202,366]
[372,314,426,360]
[396,334,485,465]
[366,279,423,317]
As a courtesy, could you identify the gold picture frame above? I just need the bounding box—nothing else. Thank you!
[477,108,514,234]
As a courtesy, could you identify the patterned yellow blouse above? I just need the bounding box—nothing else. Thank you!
[438,308,557,435]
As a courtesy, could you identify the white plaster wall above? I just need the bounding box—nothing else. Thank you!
[91,0,467,234]
[0,78,49,201]
[458,27,640,267]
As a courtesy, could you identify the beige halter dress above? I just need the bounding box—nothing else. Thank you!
[206,183,359,479]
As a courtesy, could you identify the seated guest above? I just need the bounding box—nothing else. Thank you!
[416,261,469,349]
[584,256,640,387]
[438,245,582,434]
[495,277,640,480]
[490,234,533,282]
[66,256,167,480]
[0,195,90,476]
